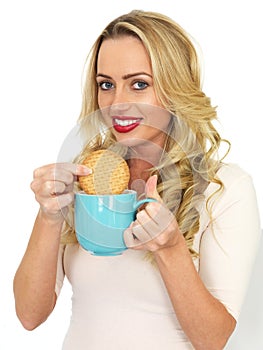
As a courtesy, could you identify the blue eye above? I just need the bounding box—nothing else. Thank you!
[99,81,113,90]
[133,81,148,90]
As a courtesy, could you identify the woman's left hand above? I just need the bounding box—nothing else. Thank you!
[123,175,181,252]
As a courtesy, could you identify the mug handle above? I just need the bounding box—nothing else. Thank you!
[133,198,157,211]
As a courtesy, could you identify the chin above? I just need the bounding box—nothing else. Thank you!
[116,137,142,148]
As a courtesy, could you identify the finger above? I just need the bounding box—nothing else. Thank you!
[123,225,147,248]
[123,226,135,247]
[52,168,76,186]
[42,180,67,196]
[56,192,75,209]
[145,175,162,202]
[31,177,74,198]
[135,204,174,241]
[135,209,160,238]
[33,163,92,179]
[59,163,92,176]
[132,222,152,243]
[40,192,74,213]
[145,202,174,229]
[38,166,89,186]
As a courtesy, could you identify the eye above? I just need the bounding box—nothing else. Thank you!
[133,81,148,90]
[98,81,114,90]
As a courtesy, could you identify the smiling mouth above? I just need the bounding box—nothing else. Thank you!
[112,117,142,133]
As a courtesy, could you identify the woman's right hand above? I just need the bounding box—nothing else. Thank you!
[30,163,91,222]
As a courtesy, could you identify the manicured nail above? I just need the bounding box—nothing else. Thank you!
[77,165,92,174]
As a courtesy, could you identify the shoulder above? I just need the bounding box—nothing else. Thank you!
[203,162,260,221]
[205,163,254,199]
[216,163,252,186]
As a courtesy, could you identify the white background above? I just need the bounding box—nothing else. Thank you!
[0,0,262,349]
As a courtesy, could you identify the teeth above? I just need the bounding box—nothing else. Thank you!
[114,119,140,126]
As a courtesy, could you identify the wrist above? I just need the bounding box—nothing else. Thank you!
[153,233,188,261]
[38,208,65,227]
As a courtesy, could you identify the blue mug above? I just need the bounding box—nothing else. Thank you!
[74,190,156,256]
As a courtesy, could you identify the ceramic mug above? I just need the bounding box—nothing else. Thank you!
[74,190,156,256]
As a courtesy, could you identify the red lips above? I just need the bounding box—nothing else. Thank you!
[112,117,142,133]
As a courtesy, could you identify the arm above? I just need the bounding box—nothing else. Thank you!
[125,203,235,349]
[154,237,236,350]
[124,174,260,349]
[13,212,63,330]
[13,163,91,330]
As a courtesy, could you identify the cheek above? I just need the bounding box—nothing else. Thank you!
[99,106,111,126]
[98,92,112,110]
[148,111,171,131]
[97,93,104,109]
[162,114,172,130]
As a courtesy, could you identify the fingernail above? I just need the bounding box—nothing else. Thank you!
[77,165,92,174]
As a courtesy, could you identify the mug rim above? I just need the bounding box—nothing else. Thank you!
[75,189,137,197]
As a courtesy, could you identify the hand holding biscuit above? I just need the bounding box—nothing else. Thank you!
[31,162,91,222]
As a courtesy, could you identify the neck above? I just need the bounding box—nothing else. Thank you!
[127,142,164,166]
[127,146,163,196]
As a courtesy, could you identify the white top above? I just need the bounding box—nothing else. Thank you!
[55,163,261,349]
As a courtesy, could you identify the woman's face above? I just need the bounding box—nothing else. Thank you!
[96,36,171,149]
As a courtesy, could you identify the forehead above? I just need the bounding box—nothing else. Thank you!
[97,36,152,75]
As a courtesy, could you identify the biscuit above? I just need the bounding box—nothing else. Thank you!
[79,149,130,195]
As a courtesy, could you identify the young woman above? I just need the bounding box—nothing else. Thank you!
[13,10,261,349]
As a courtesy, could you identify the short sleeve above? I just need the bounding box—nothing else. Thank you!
[199,166,261,320]
[55,244,66,297]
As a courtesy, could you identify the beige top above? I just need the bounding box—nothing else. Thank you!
[55,163,261,349]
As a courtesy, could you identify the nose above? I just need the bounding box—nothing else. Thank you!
[110,102,131,115]
[110,88,132,114]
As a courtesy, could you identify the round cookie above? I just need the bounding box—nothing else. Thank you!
[79,149,130,195]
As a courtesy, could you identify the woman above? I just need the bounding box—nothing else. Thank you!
[13,10,261,349]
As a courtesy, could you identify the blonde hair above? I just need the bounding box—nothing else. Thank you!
[61,10,229,257]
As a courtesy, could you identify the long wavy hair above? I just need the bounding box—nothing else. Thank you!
[61,10,229,258]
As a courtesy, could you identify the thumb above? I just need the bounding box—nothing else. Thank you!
[145,175,162,202]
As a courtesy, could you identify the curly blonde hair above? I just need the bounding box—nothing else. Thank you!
[61,10,229,257]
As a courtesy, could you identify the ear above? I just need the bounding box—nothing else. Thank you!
[145,175,162,202]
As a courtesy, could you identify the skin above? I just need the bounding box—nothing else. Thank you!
[13,36,236,348]
[13,163,91,329]
[96,37,171,149]
[97,36,172,192]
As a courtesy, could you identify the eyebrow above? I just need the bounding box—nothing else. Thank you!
[96,72,152,80]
